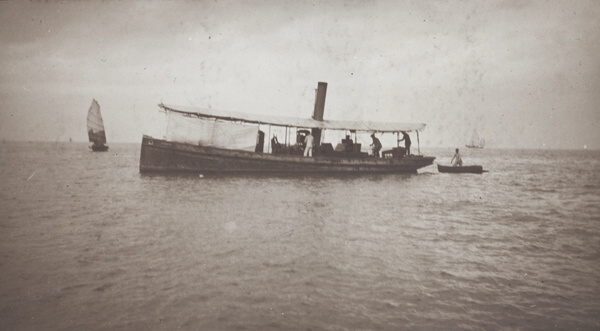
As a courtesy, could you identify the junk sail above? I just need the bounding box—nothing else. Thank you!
[87,99,109,151]
[466,129,484,149]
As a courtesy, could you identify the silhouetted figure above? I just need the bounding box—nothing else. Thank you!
[398,131,411,155]
[342,135,354,152]
[370,134,382,158]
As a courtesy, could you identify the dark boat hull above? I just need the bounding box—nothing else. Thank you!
[437,164,484,174]
[140,135,435,174]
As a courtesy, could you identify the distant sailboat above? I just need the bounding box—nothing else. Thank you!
[87,99,109,151]
[466,129,485,149]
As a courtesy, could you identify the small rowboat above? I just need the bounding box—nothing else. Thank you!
[437,164,485,174]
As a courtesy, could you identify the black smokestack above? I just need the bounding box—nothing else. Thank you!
[313,82,327,121]
[311,82,327,152]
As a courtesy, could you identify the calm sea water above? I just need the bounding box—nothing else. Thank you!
[1,141,599,330]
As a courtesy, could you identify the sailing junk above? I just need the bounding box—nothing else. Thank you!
[87,99,109,151]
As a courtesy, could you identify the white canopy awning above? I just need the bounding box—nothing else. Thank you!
[159,103,427,133]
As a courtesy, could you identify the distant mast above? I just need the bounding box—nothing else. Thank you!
[87,99,109,151]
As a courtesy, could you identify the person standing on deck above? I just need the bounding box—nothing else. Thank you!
[370,133,382,158]
[304,131,315,157]
[451,148,463,166]
[398,131,411,155]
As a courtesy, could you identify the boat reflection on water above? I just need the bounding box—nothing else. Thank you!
[437,164,485,174]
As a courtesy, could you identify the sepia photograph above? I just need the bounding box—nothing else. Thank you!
[1,0,599,330]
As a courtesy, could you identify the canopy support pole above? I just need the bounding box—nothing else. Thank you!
[417,131,421,155]
[267,125,271,153]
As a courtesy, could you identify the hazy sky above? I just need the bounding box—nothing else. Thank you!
[1,0,598,149]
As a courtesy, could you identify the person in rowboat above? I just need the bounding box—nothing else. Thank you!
[451,148,463,166]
